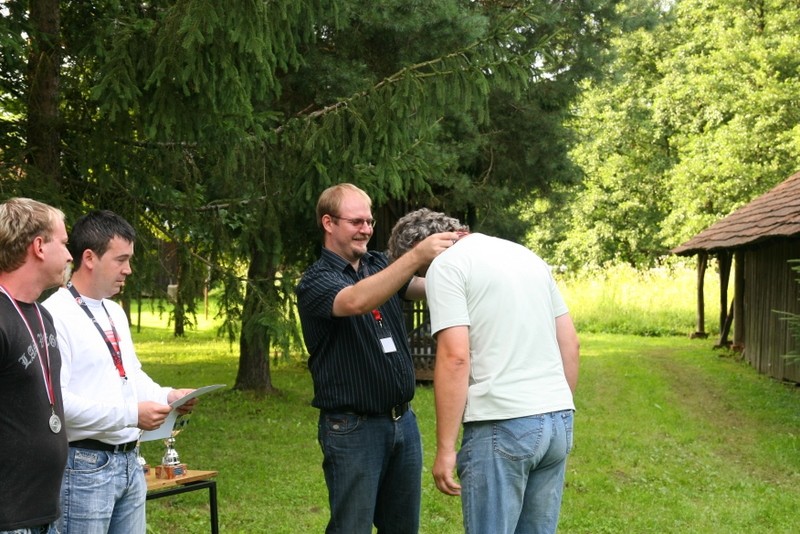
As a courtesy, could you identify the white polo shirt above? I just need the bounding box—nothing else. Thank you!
[427,234,574,422]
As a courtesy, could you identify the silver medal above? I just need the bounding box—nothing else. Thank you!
[49,413,62,434]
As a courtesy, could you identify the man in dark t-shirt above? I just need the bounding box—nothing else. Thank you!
[0,198,72,533]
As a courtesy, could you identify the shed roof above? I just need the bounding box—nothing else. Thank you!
[672,171,800,255]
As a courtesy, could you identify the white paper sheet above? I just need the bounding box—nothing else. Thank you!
[139,384,226,442]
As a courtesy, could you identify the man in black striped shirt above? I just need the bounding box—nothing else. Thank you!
[296,183,457,534]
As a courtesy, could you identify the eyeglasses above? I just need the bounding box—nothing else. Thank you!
[330,215,376,228]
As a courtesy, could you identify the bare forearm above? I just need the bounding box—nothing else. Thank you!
[556,313,580,393]
[333,247,425,315]
[434,377,467,453]
[433,330,470,452]
[333,231,457,316]
[431,329,470,495]
[404,276,426,301]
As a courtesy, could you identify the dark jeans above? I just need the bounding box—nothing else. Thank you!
[318,409,422,534]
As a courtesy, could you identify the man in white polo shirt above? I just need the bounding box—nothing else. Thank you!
[388,208,580,534]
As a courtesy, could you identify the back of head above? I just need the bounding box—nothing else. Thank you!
[70,210,136,270]
[315,183,372,227]
[388,208,462,261]
[0,197,64,273]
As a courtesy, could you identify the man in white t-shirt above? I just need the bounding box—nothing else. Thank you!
[43,210,195,534]
[388,208,580,534]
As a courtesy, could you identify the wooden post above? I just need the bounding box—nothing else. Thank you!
[733,251,745,351]
[692,252,709,338]
[717,299,735,348]
[716,251,733,347]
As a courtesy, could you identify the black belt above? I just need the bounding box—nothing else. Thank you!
[323,402,410,421]
[69,439,138,453]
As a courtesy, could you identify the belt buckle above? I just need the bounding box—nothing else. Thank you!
[391,403,405,421]
[115,441,135,453]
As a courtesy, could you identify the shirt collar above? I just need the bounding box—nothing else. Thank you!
[320,247,377,275]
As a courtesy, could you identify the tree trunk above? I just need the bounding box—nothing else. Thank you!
[234,244,279,394]
[26,0,62,188]
[173,243,191,337]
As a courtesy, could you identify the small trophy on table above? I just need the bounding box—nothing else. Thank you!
[155,412,191,479]
[138,384,226,478]
[136,441,149,475]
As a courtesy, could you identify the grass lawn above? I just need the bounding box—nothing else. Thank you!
[135,324,800,533]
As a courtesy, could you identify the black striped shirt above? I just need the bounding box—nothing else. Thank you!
[296,248,415,414]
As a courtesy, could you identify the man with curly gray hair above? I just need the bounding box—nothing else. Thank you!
[387,208,462,263]
[388,208,580,534]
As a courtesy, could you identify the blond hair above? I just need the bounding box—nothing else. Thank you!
[0,197,65,273]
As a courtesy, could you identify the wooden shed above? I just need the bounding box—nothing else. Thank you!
[672,171,800,383]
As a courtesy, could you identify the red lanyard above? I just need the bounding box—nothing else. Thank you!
[67,283,127,379]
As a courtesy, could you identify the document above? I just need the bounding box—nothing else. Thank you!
[139,384,226,442]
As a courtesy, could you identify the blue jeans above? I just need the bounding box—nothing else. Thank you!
[318,409,422,534]
[458,410,574,534]
[0,524,59,534]
[60,446,146,534]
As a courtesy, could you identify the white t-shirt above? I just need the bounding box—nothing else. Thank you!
[43,287,170,443]
[427,234,574,422]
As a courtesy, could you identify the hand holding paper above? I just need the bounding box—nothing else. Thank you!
[138,401,173,431]
[169,388,199,414]
[140,384,226,442]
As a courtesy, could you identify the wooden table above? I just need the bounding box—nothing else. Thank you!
[146,469,219,533]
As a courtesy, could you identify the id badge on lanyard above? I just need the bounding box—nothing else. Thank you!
[360,262,397,353]
[371,309,397,353]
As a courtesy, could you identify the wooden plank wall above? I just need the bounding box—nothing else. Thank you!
[404,300,435,382]
[743,238,800,383]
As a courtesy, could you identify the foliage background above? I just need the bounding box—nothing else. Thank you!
[527,0,800,269]
[3,1,800,382]
[1,0,618,389]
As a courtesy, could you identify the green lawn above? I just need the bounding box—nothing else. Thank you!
[135,326,800,533]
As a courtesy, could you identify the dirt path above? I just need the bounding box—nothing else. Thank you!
[647,347,798,486]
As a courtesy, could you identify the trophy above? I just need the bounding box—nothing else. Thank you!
[136,441,150,475]
[155,412,191,479]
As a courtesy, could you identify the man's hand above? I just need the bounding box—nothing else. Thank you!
[432,449,461,496]
[137,401,172,431]
[168,388,197,414]
[409,232,460,265]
